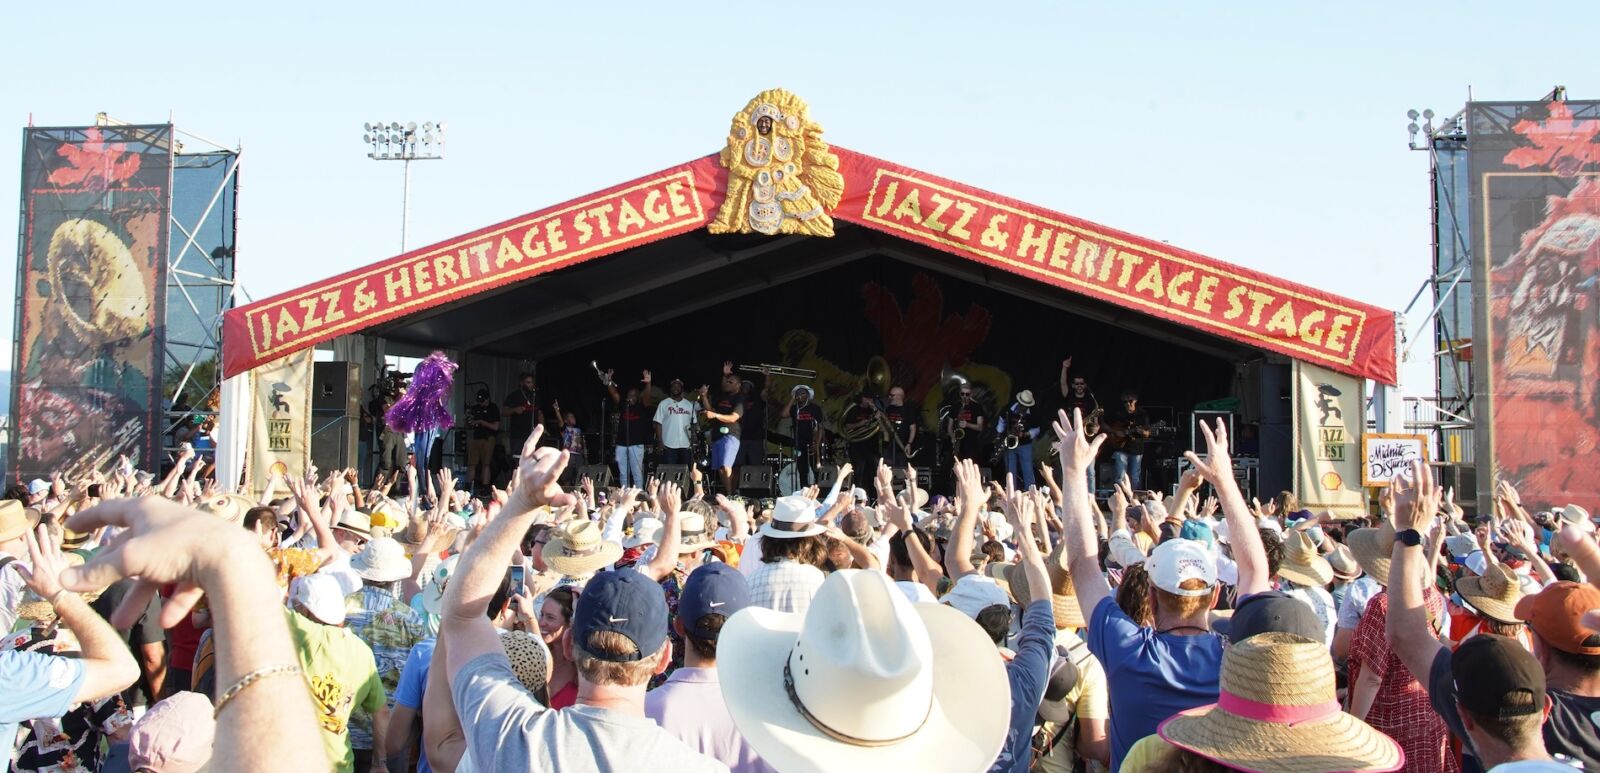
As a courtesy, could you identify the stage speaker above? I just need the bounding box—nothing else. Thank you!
[738,465,774,493]
[312,361,360,415]
[891,467,933,491]
[310,362,359,471]
[310,415,357,473]
[580,464,614,488]
[655,464,690,489]
[816,465,842,489]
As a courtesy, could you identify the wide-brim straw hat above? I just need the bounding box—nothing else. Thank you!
[0,500,33,543]
[198,493,255,524]
[677,512,716,553]
[719,570,1009,773]
[1345,522,1395,587]
[541,520,623,578]
[1455,563,1525,625]
[1006,545,1086,629]
[1016,390,1036,407]
[1159,632,1404,773]
[1278,530,1334,588]
[1326,544,1361,582]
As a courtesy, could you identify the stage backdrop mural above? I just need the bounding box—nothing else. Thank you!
[1470,100,1600,511]
[11,126,172,481]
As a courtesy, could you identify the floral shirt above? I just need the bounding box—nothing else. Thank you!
[10,628,134,773]
[344,584,427,751]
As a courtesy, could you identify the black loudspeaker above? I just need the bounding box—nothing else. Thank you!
[655,464,690,489]
[310,362,359,471]
[816,465,842,489]
[891,467,933,491]
[979,467,995,485]
[738,465,774,493]
[580,464,614,488]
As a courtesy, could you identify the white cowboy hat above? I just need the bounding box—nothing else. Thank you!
[792,384,815,399]
[677,511,716,553]
[720,570,1009,773]
[623,516,664,549]
[759,495,827,539]
[420,555,460,616]
[1016,390,1035,408]
[351,537,413,583]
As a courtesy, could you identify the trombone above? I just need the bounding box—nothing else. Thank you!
[737,363,817,379]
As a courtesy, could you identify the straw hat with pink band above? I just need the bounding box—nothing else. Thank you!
[1158,632,1402,772]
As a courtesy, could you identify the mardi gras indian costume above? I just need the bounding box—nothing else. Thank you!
[709,89,844,237]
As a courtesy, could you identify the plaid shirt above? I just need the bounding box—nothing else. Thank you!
[344,584,426,751]
[748,559,825,614]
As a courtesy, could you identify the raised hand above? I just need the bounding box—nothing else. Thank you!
[1050,408,1105,474]
[642,369,652,383]
[1391,459,1437,534]
[660,482,682,519]
[1180,418,1233,487]
[18,526,68,603]
[510,425,576,512]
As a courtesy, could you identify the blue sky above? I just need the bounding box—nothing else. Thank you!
[2,1,1594,394]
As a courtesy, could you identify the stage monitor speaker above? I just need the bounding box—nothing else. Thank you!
[738,465,774,492]
[655,464,689,489]
[312,361,361,415]
[816,465,842,489]
[890,467,933,492]
[310,415,357,473]
[580,464,614,488]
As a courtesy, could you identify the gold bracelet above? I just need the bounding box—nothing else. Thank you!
[213,664,304,718]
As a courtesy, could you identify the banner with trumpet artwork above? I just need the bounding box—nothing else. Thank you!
[11,125,173,481]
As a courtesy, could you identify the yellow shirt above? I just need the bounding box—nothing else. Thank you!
[1036,629,1110,773]
[285,610,387,772]
[1118,734,1175,772]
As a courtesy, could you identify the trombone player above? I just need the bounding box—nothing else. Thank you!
[781,384,828,487]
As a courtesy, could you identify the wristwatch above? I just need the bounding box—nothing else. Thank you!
[1394,528,1423,548]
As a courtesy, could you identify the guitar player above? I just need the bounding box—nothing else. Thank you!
[1103,388,1152,489]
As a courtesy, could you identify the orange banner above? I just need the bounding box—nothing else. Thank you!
[832,150,1396,384]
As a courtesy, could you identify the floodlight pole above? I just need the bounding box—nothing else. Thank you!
[402,158,412,251]
[364,121,446,253]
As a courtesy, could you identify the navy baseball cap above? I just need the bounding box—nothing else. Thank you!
[677,563,750,640]
[571,571,669,662]
[1215,591,1323,644]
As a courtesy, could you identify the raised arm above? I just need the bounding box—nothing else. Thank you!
[1384,460,1447,687]
[642,482,685,582]
[946,459,985,579]
[1185,419,1269,597]
[1053,408,1112,618]
[19,526,139,703]
[1058,357,1072,398]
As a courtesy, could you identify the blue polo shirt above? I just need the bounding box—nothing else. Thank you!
[0,650,86,750]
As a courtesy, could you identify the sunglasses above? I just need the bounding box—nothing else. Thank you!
[960,391,972,396]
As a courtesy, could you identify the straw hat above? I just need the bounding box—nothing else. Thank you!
[719,570,1010,773]
[1016,390,1036,408]
[198,494,254,524]
[333,510,372,538]
[677,512,716,553]
[1455,563,1525,625]
[1158,632,1403,773]
[499,629,552,694]
[1326,544,1361,583]
[983,562,1016,603]
[1345,521,1395,587]
[1006,545,1086,629]
[759,495,827,539]
[0,500,33,543]
[1277,530,1334,588]
[541,520,623,578]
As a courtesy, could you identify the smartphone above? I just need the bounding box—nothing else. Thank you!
[508,565,526,595]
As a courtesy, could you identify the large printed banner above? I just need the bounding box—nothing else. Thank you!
[13,126,172,481]
[248,349,312,497]
[223,146,1397,384]
[1291,361,1366,519]
[1470,100,1600,511]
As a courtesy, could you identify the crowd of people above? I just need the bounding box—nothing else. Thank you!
[1,409,1597,772]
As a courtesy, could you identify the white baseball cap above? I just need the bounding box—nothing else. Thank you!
[290,574,348,626]
[941,574,1011,620]
[1148,539,1217,597]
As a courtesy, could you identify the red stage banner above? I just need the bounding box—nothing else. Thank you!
[830,149,1398,384]
[221,159,724,376]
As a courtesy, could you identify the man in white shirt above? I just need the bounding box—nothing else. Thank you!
[645,564,774,773]
[654,379,699,467]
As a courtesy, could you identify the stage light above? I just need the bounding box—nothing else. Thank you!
[1422,109,1434,120]
[1407,109,1420,120]
[364,118,448,252]
[364,122,373,132]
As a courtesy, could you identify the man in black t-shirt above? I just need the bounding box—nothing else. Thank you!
[1103,389,1150,490]
[606,369,654,488]
[881,386,920,467]
[946,385,986,464]
[465,388,501,491]
[782,385,827,486]
[503,372,543,455]
[699,373,746,495]
[841,395,885,482]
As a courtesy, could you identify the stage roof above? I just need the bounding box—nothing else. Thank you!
[223,146,1397,383]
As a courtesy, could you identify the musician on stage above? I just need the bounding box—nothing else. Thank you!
[653,377,698,466]
[945,384,986,463]
[1058,356,1100,494]
[1104,388,1152,489]
[502,372,544,456]
[603,368,653,488]
[841,394,884,482]
[726,361,774,470]
[699,372,746,496]
[882,386,919,467]
[995,390,1040,489]
[781,385,827,486]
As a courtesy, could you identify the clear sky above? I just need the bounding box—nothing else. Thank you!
[2,1,1594,395]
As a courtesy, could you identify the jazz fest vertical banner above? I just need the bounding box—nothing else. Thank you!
[1292,361,1365,519]
[248,349,312,496]
[12,126,172,481]
[1470,100,1600,512]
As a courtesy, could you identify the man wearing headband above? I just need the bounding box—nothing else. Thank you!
[781,384,827,488]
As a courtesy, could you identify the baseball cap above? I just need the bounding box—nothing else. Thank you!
[677,563,750,640]
[128,692,216,772]
[942,574,1011,620]
[1452,634,1546,720]
[1148,539,1217,597]
[1215,591,1323,643]
[26,479,48,496]
[1179,520,1215,549]
[1514,581,1600,655]
[290,574,349,626]
[571,570,669,662]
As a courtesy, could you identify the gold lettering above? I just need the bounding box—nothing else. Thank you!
[469,243,491,275]
[891,188,924,222]
[874,181,899,218]
[616,200,646,233]
[642,190,669,224]
[320,290,345,324]
[546,220,567,253]
[949,201,978,240]
[433,255,460,287]
[1070,239,1098,275]
[520,226,547,259]
[496,237,524,269]
[1098,248,1118,282]
[1298,310,1327,346]
[384,267,412,303]
[1223,286,1248,320]
[275,307,302,341]
[1050,232,1077,269]
[573,211,593,245]
[587,204,615,239]
[980,215,1010,250]
[411,260,434,294]
[1247,291,1275,327]
[297,297,324,330]
[1265,300,1298,336]
[1166,270,1195,307]
[256,312,273,350]
[352,280,376,313]
[1133,263,1166,298]
[1016,223,1052,263]
[923,193,955,232]
[1326,314,1354,353]
[1194,276,1220,313]
[666,181,693,217]
[1115,252,1144,288]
